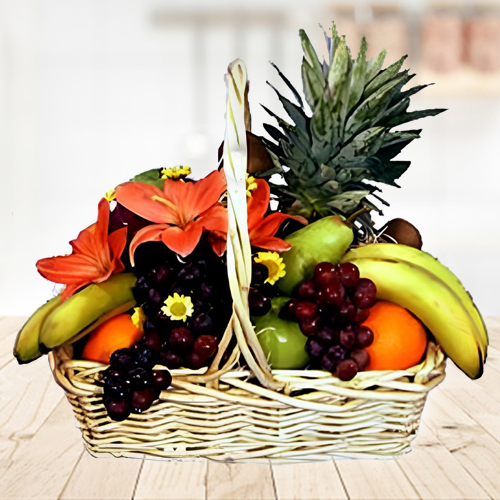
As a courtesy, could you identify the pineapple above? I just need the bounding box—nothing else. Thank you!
[259,23,445,229]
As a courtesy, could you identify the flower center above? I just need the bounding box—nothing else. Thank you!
[254,251,286,286]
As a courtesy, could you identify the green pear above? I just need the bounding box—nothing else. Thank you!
[253,296,309,370]
[277,216,354,295]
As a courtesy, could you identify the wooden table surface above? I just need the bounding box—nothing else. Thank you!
[1,316,499,500]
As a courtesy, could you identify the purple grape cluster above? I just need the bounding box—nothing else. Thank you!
[131,239,233,371]
[280,262,377,381]
[102,346,172,421]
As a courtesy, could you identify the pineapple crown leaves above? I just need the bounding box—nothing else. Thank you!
[259,22,446,220]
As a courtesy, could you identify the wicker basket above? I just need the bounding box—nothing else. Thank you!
[48,60,446,462]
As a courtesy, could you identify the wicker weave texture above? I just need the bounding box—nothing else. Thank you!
[47,59,447,462]
[49,342,445,462]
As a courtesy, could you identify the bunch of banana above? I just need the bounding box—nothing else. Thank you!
[341,244,488,379]
[14,273,137,364]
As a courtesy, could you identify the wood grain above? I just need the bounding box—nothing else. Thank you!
[272,459,347,500]
[134,459,207,500]
[0,317,499,500]
[206,461,276,500]
[59,452,144,500]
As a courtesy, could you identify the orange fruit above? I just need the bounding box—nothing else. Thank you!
[82,314,144,364]
[362,301,428,371]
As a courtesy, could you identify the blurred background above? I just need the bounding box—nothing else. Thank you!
[1,0,499,316]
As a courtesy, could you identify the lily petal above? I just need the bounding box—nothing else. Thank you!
[164,170,227,223]
[249,235,292,252]
[61,283,88,301]
[250,212,307,243]
[36,254,105,284]
[247,179,272,229]
[129,224,169,266]
[116,182,179,225]
[108,226,128,274]
[160,222,203,258]
[208,231,227,257]
[197,203,228,233]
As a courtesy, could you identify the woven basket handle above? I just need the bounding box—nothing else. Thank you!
[223,60,285,392]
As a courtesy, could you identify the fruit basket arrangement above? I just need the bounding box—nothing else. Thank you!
[14,24,488,462]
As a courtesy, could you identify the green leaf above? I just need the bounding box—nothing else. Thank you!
[268,83,309,130]
[364,55,408,98]
[301,62,325,110]
[328,37,349,100]
[345,36,368,115]
[336,127,386,164]
[383,108,447,127]
[326,190,370,212]
[382,130,421,148]
[365,48,387,84]
[345,72,411,139]
[270,61,304,107]
[299,29,326,109]
[131,168,164,189]
[366,158,410,186]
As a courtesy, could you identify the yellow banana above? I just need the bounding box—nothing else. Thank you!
[341,254,484,379]
[40,273,137,350]
[13,295,62,364]
[343,244,488,359]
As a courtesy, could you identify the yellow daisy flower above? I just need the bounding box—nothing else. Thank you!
[104,188,116,202]
[254,252,286,285]
[161,293,194,322]
[246,173,258,197]
[161,165,192,180]
[131,306,147,332]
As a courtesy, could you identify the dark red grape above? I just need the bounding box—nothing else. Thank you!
[160,351,183,369]
[169,328,194,356]
[102,369,122,383]
[339,328,356,349]
[354,308,370,324]
[353,278,377,309]
[350,349,370,370]
[134,346,157,369]
[110,348,135,371]
[279,299,299,320]
[143,320,157,333]
[356,325,374,348]
[313,262,340,287]
[141,331,162,352]
[317,282,345,308]
[148,288,163,305]
[186,351,206,369]
[201,282,214,298]
[298,280,316,300]
[327,344,346,362]
[151,370,172,391]
[193,335,218,358]
[295,301,318,322]
[336,359,359,381]
[249,289,271,316]
[316,326,338,344]
[133,277,150,303]
[125,367,149,389]
[192,313,213,335]
[105,398,131,422]
[321,352,337,372]
[104,377,127,399]
[339,299,357,323]
[130,387,156,413]
[305,339,325,358]
[299,316,321,337]
[251,263,269,285]
[339,262,360,289]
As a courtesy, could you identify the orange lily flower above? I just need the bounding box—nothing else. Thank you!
[115,170,227,262]
[210,178,307,254]
[36,199,128,301]
[247,179,307,251]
